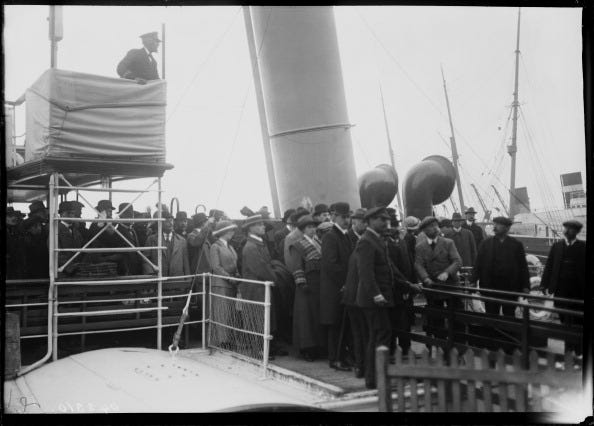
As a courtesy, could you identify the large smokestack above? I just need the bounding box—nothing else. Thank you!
[403,155,456,219]
[249,6,359,210]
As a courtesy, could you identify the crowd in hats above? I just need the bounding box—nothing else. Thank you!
[5,196,586,366]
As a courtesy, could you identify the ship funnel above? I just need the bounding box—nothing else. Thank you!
[358,164,399,209]
[403,155,456,219]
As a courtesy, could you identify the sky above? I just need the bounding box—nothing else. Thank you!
[4,5,586,220]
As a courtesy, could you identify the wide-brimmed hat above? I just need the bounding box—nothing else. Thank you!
[465,207,477,215]
[333,202,351,216]
[492,216,513,227]
[296,214,316,230]
[562,219,583,231]
[404,216,420,230]
[213,220,237,236]
[364,206,390,221]
[96,200,115,211]
[140,31,161,42]
[419,216,439,230]
[351,208,366,220]
[29,200,47,214]
[313,204,329,216]
[282,208,296,223]
[243,214,264,229]
[451,212,464,221]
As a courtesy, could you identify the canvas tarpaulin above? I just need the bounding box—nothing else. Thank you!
[25,69,166,162]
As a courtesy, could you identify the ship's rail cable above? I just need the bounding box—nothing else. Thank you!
[166,6,242,123]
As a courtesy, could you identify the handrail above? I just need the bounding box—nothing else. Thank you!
[209,273,274,286]
[420,287,583,317]
[429,282,584,305]
[55,306,168,317]
[53,186,158,193]
[55,218,164,223]
[55,247,167,252]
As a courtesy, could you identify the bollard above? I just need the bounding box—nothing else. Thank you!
[5,312,21,379]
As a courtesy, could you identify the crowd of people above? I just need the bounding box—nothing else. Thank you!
[5,198,585,388]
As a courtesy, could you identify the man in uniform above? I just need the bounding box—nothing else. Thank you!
[320,202,353,372]
[117,31,161,83]
[541,219,585,355]
[415,216,462,339]
[470,216,529,316]
[462,207,486,249]
[356,207,421,389]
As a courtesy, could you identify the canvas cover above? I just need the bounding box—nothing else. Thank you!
[25,69,166,162]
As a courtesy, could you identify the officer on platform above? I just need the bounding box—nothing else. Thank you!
[117,31,161,84]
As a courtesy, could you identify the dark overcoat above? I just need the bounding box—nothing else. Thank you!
[117,48,159,80]
[444,228,477,267]
[470,235,529,292]
[462,222,486,248]
[320,226,353,325]
[541,239,585,299]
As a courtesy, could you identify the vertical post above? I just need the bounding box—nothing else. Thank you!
[157,177,163,350]
[161,23,166,79]
[201,273,206,350]
[509,8,521,219]
[50,173,59,361]
[521,304,530,368]
[49,7,57,68]
[243,6,281,219]
[447,294,455,353]
[376,346,391,412]
[262,281,272,377]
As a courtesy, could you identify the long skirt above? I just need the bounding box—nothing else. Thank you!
[292,272,322,351]
[211,278,237,345]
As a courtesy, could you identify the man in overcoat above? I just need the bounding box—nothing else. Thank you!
[415,216,462,338]
[117,31,161,83]
[470,216,530,316]
[356,207,421,389]
[540,219,585,354]
[143,214,190,277]
[320,202,353,371]
[462,207,486,249]
[445,212,477,268]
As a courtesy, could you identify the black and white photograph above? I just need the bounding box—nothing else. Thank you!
[2,3,591,420]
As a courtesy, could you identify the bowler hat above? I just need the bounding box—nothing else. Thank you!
[29,200,46,214]
[351,208,366,220]
[296,215,317,230]
[404,216,420,230]
[492,216,513,227]
[562,219,583,231]
[451,212,464,221]
[282,209,296,223]
[175,211,188,221]
[96,200,115,211]
[192,213,208,227]
[419,216,439,230]
[213,220,237,237]
[313,204,329,216]
[364,206,390,221]
[242,214,264,230]
[118,202,134,214]
[140,31,161,42]
[465,207,477,215]
[333,202,351,216]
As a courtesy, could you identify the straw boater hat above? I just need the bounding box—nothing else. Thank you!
[242,214,264,230]
[213,220,237,237]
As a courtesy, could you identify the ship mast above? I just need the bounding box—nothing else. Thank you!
[440,65,465,213]
[379,83,404,218]
[508,8,522,219]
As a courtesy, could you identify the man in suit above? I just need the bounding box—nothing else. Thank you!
[174,211,189,239]
[356,207,422,389]
[115,202,143,276]
[415,216,462,339]
[117,31,161,83]
[445,212,477,268]
[462,207,486,249]
[57,202,85,275]
[320,202,353,371]
[313,204,331,223]
[143,213,190,277]
[241,214,287,358]
[347,208,367,247]
[187,213,214,274]
[540,219,585,354]
[470,216,530,316]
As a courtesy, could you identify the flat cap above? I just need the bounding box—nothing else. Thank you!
[419,216,439,230]
[140,31,161,41]
[404,216,420,230]
[364,206,390,220]
[492,216,513,226]
[562,219,583,231]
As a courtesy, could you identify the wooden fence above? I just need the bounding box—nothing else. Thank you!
[376,346,583,412]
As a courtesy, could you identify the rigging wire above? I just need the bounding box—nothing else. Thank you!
[166,6,243,123]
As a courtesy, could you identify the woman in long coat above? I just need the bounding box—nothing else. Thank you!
[209,220,239,349]
[286,215,323,361]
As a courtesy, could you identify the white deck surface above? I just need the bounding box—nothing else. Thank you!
[4,347,323,413]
